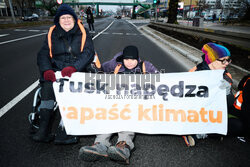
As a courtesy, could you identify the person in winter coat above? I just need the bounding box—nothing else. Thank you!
[78,45,158,164]
[86,6,95,33]
[33,4,95,144]
[230,74,250,139]
[182,43,235,147]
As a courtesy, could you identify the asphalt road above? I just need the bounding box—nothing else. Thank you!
[0,17,250,167]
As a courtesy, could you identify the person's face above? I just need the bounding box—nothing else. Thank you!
[209,56,231,70]
[59,14,75,32]
[123,59,138,69]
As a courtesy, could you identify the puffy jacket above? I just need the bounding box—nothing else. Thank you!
[102,52,158,73]
[37,23,95,80]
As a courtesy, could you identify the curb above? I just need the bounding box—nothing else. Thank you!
[138,25,249,91]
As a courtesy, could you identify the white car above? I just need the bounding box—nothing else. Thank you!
[21,13,39,21]
[177,15,183,19]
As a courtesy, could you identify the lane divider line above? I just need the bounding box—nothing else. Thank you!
[14,29,27,31]
[92,20,114,40]
[0,33,47,45]
[0,20,115,118]
[0,80,39,118]
[0,34,9,37]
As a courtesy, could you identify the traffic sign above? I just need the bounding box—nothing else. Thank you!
[57,0,63,5]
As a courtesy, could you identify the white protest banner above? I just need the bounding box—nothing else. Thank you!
[53,70,227,135]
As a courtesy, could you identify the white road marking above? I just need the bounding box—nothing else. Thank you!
[0,80,39,118]
[127,21,137,29]
[28,30,41,32]
[112,32,123,35]
[0,33,47,45]
[0,21,115,118]
[126,33,137,35]
[0,34,9,37]
[92,20,114,40]
[14,29,27,31]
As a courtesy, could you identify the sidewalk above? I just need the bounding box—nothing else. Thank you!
[177,19,250,34]
[130,18,250,34]
[135,22,249,91]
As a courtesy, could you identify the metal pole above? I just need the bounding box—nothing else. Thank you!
[8,0,16,24]
[188,0,192,26]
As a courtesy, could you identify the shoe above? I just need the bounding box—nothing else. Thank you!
[32,109,54,142]
[107,141,130,164]
[92,30,95,33]
[54,126,78,145]
[196,134,208,139]
[182,135,195,147]
[79,143,108,161]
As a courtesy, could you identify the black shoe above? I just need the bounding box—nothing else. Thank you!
[32,109,54,143]
[54,126,78,145]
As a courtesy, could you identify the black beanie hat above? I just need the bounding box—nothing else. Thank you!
[116,45,139,62]
[54,4,78,24]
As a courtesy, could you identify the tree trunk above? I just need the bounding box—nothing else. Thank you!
[167,0,179,23]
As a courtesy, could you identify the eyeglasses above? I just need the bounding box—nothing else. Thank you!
[60,16,73,20]
[217,58,232,64]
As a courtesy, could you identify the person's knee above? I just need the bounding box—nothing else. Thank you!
[41,81,55,100]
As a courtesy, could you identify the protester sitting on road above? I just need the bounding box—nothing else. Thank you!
[182,42,235,147]
[78,45,158,164]
[229,74,250,140]
[33,4,95,144]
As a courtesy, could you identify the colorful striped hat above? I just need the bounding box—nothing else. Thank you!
[202,43,231,64]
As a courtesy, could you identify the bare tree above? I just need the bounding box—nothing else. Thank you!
[167,0,179,23]
[12,0,35,16]
[40,0,58,16]
[239,0,250,20]
[197,0,210,15]
[215,0,222,9]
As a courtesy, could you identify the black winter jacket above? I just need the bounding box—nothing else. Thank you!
[37,23,95,81]
[196,55,233,84]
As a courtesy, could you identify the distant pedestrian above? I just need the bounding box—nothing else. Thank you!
[86,6,95,33]
[212,13,216,22]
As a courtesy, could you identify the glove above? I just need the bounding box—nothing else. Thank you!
[43,70,56,82]
[219,79,231,95]
[61,66,77,77]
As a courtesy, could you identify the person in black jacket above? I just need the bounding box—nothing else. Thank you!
[86,6,95,33]
[230,74,250,138]
[34,4,95,144]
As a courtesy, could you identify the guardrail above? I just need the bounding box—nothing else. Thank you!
[149,21,250,49]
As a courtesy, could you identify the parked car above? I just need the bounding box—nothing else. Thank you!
[116,15,121,19]
[21,13,39,21]
[204,15,213,21]
[177,15,183,19]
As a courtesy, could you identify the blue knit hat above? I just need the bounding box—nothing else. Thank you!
[54,4,78,24]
